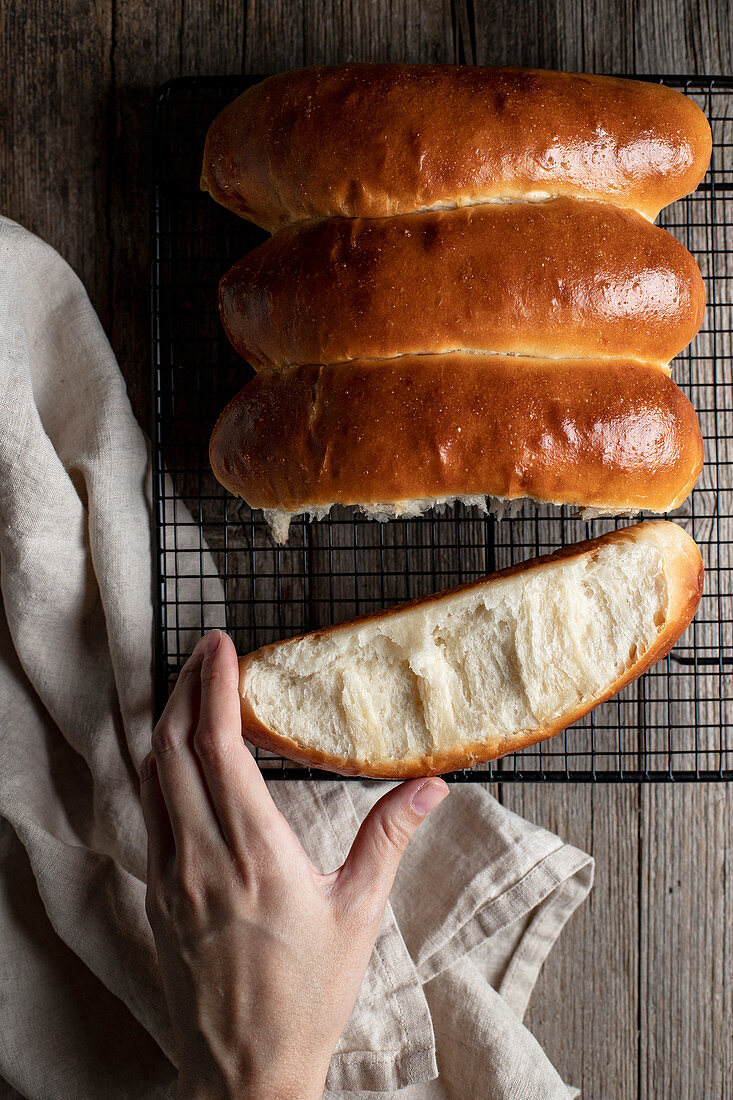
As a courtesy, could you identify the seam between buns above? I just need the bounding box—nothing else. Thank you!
[269,191,658,230]
[281,348,672,371]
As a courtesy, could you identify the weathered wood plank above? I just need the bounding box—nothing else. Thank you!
[502,784,640,1099]
[244,0,304,71]
[470,0,636,71]
[301,0,455,64]
[640,784,733,1099]
[110,1,246,429]
[579,0,636,73]
[0,1,112,342]
[633,0,733,73]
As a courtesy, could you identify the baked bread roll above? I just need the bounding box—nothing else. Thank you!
[219,199,705,371]
[238,521,703,777]
[209,355,703,541]
[201,64,712,231]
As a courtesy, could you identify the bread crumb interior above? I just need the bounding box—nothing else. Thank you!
[243,538,667,765]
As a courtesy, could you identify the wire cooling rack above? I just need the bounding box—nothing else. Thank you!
[152,74,733,781]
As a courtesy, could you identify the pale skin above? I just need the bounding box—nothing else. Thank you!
[140,629,449,1100]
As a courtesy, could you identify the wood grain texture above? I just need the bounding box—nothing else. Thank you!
[244,0,304,71]
[109,2,247,428]
[1,2,731,1097]
[502,784,640,1099]
[640,784,733,1099]
[301,0,456,64]
[468,0,637,70]
[0,1,112,340]
[633,0,733,72]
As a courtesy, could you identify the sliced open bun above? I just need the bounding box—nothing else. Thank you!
[238,522,703,778]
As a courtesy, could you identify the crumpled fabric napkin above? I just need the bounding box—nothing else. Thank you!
[0,217,594,1099]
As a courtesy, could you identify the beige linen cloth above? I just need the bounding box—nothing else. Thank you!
[0,216,594,1099]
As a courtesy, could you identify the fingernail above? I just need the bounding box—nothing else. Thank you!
[411,778,449,816]
[201,629,222,657]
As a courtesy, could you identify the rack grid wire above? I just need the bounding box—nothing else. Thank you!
[152,74,733,782]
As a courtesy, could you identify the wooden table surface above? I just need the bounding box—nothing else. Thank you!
[4,2,733,1096]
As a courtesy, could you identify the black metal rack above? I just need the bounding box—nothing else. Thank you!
[152,74,733,781]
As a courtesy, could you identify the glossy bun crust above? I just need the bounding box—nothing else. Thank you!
[202,64,712,230]
[219,199,705,371]
[209,355,703,516]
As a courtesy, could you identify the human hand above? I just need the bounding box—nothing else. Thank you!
[140,630,449,1100]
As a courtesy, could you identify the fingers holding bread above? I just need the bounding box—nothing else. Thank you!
[192,630,283,853]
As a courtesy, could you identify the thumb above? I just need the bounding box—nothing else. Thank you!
[336,777,449,910]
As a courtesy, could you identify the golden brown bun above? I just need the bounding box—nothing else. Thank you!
[202,65,712,231]
[238,522,704,777]
[219,199,705,371]
[209,355,703,517]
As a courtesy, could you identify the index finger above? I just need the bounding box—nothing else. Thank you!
[192,631,283,852]
[151,637,223,860]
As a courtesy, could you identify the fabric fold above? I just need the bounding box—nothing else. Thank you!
[346,783,594,1009]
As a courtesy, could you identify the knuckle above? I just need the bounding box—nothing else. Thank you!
[151,724,181,759]
[168,857,250,929]
[168,862,208,924]
[193,723,229,765]
[375,811,412,856]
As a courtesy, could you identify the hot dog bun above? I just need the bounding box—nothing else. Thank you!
[202,65,712,230]
[209,355,703,541]
[219,199,704,372]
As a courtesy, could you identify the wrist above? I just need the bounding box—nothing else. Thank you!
[241,1073,325,1100]
[177,1064,327,1100]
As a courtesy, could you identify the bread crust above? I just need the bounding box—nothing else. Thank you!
[238,522,704,777]
[209,355,703,517]
[219,200,705,371]
[201,64,712,230]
